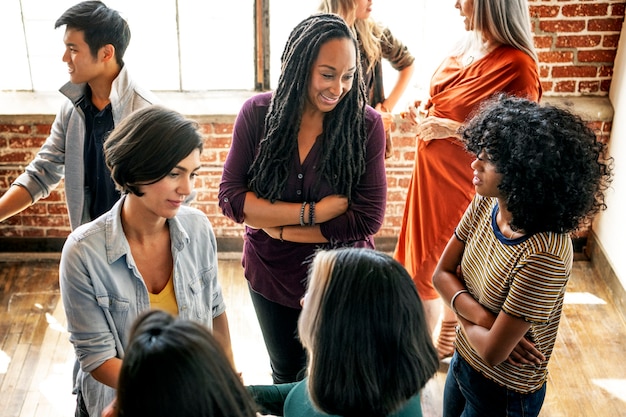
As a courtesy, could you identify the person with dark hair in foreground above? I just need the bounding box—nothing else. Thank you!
[219,13,387,383]
[111,310,257,417]
[433,94,613,417]
[60,105,234,417]
[249,248,439,417]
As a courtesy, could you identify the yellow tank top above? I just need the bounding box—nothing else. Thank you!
[148,271,178,316]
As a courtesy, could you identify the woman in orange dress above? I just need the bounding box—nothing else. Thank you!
[394,0,541,359]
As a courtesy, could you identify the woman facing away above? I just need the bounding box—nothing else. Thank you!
[248,248,439,417]
[393,0,542,359]
[60,105,234,417]
[433,94,612,417]
[219,13,387,384]
[287,248,439,417]
[112,310,257,417]
[319,0,415,157]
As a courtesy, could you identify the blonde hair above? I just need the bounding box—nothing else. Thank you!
[457,0,537,62]
[319,0,382,73]
[297,250,335,353]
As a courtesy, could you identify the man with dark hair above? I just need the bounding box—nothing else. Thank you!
[0,1,158,230]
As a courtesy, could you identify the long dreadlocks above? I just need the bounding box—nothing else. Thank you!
[248,13,368,202]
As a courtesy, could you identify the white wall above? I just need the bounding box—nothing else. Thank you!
[594,22,626,289]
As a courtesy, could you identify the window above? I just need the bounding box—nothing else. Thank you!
[2,0,462,101]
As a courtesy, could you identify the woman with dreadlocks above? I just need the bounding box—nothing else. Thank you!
[219,13,387,384]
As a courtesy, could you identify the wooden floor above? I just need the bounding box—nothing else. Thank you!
[0,252,625,417]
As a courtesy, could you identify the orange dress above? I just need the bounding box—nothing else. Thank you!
[394,45,542,300]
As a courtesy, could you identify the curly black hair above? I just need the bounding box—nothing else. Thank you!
[248,13,368,202]
[461,94,613,234]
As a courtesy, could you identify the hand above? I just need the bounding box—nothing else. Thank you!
[374,103,394,132]
[415,116,461,142]
[400,100,426,126]
[101,397,118,417]
[506,336,546,366]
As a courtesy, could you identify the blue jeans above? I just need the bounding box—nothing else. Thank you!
[443,352,546,417]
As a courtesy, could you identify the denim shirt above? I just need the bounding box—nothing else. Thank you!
[59,196,224,417]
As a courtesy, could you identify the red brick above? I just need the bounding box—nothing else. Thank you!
[0,124,29,134]
[538,51,574,63]
[534,35,554,49]
[0,151,34,163]
[554,81,576,93]
[562,4,609,17]
[34,124,51,135]
[588,18,624,32]
[540,81,554,93]
[551,65,598,77]
[198,124,214,135]
[540,20,586,33]
[578,81,600,93]
[556,35,602,48]
[9,136,46,149]
[599,65,614,77]
[529,5,560,18]
[213,123,233,135]
[603,34,621,48]
[578,49,617,63]
[600,79,612,92]
[611,3,625,16]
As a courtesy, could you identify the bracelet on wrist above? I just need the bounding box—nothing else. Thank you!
[450,289,469,315]
[299,202,307,226]
[279,226,284,242]
[308,201,316,226]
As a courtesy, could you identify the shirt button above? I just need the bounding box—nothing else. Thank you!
[223,197,229,202]
[297,173,303,179]
[296,190,302,195]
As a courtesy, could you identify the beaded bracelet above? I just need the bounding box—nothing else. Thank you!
[450,289,469,315]
[279,226,284,242]
[299,202,307,226]
[308,201,316,226]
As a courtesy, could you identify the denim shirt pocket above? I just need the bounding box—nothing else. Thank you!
[96,293,131,348]
[186,267,216,324]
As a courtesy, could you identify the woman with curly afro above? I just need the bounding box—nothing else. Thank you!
[433,94,613,417]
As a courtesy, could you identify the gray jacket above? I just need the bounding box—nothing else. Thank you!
[13,65,158,230]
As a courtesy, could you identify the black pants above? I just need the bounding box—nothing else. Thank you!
[248,287,307,384]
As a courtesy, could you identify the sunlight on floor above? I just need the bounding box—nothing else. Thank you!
[592,379,626,402]
[0,350,10,373]
[564,291,607,305]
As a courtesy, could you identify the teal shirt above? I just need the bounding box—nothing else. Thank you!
[284,379,423,417]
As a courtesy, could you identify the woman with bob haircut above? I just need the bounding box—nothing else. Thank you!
[112,310,257,417]
[249,248,439,416]
[219,13,387,384]
[60,105,235,417]
[433,94,613,417]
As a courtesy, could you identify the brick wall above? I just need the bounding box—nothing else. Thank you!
[530,0,625,94]
[0,1,624,247]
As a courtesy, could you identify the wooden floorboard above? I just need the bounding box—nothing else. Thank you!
[0,255,624,417]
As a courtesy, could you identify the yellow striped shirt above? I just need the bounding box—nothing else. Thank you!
[455,196,572,393]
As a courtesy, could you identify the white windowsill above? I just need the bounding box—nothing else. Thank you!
[0,90,258,119]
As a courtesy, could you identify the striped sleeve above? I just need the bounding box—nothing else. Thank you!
[503,236,572,323]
